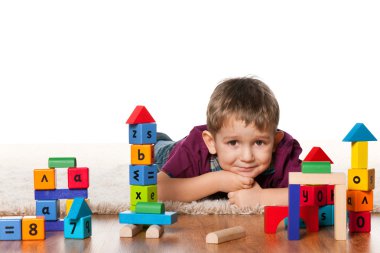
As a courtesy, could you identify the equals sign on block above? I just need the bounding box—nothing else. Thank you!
[5,226,15,234]
[148,172,155,179]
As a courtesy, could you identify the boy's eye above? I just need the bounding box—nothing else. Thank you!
[255,140,264,146]
[227,140,237,146]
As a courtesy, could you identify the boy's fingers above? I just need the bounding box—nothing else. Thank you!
[227,192,234,198]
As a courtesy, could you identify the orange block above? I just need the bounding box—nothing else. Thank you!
[34,168,56,190]
[347,190,373,212]
[22,216,45,240]
[131,144,154,165]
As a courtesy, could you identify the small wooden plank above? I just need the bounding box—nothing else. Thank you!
[289,172,346,185]
[206,226,246,244]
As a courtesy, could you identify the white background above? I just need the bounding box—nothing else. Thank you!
[1,0,379,144]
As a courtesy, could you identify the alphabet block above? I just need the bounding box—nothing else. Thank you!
[319,205,334,226]
[48,157,77,168]
[301,161,331,174]
[0,216,22,240]
[300,185,327,206]
[119,211,177,225]
[22,216,45,240]
[129,123,157,144]
[64,215,92,239]
[326,185,335,205]
[68,167,89,189]
[35,189,88,200]
[131,144,154,165]
[129,165,157,185]
[348,168,375,191]
[130,185,157,206]
[36,200,60,221]
[348,211,371,233]
[34,169,56,190]
[351,141,368,169]
[347,190,373,212]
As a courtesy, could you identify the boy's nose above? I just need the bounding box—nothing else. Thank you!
[240,147,254,162]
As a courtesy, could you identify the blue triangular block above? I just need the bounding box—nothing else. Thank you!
[67,198,92,220]
[342,123,377,142]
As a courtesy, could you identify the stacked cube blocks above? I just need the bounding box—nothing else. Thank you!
[343,123,377,233]
[119,105,177,238]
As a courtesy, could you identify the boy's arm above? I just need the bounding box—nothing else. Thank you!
[158,171,254,202]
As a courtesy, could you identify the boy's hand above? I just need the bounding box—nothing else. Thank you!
[216,170,254,193]
[227,182,263,208]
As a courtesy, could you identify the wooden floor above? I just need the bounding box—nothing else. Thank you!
[1,214,379,253]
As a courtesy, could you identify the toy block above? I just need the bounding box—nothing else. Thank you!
[126,105,155,124]
[319,205,334,226]
[0,216,22,240]
[66,198,92,221]
[300,185,327,206]
[129,165,157,186]
[68,167,89,189]
[284,205,319,231]
[48,157,77,168]
[120,224,143,238]
[131,144,154,165]
[119,211,177,225]
[35,189,88,200]
[288,184,300,240]
[301,161,331,174]
[347,190,373,212]
[36,200,60,221]
[146,225,164,239]
[45,219,64,231]
[136,202,165,214]
[303,147,334,163]
[130,185,157,207]
[334,184,347,240]
[348,211,371,233]
[66,199,90,215]
[327,185,335,205]
[64,215,92,239]
[206,226,246,244]
[34,168,56,190]
[343,123,377,142]
[264,206,288,233]
[289,172,345,185]
[351,142,368,169]
[348,168,375,191]
[22,216,45,240]
[129,123,157,144]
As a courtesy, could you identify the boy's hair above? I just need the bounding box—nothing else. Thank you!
[206,77,279,135]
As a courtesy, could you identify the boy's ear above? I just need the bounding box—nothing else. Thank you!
[273,130,284,152]
[202,130,217,154]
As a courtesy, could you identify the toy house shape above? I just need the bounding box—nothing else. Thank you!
[303,147,334,163]
[64,198,92,239]
[342,123,377,142]
[126,105,156,124]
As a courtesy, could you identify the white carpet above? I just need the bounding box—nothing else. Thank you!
[1,141,379,216]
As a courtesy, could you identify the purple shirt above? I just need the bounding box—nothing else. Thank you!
[161,125,302,188]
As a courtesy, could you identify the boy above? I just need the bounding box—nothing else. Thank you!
[156,77,302,208]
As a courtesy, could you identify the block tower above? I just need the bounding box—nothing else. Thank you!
[343,123,377,233]
[119,105,177,238]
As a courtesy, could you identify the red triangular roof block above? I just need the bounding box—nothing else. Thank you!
[126,105,155,124]
[303,147,334,164]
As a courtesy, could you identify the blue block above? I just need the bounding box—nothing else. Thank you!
[0,216,22,240]
[129,165,157,185]
[319,205,334,226]
[36,200,60,221]
[119,211,177,225]
[288,184,300,240]
[66,198,92,220]
[64,215,92,239]
[129,123,157,144]
[45,219,64,231]
[35,189,88,200]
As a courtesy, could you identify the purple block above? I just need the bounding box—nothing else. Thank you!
[45,219,64,231]
[288,184,301,240]
[35,189,88,200]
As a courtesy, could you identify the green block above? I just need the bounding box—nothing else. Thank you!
[49,157,77,168]
[130,185,157,206]
[136,202,165,214]
[302,161,331,173]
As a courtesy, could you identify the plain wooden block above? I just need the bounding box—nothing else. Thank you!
[48,157,77,168]
[206,226,246,244]
[146,225,164,239]
[35,189,88,200]
[120,224,143,238]
[334,184,347,240]
[126,105,156,124]
[119,211,177,225]
[351,142,368,169]
[288,184,301,240]
[301,161,331,174]
[289,172,346,185]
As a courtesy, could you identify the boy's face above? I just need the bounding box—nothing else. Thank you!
[203,118,276,178]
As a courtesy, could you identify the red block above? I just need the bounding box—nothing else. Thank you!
[68,167,89,189]
[326,185,335,205]
[126,105,155,124]
[303,147,334,163]
[300,185,327,206]
[349,211,371,233]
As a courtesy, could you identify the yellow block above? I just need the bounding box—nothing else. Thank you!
[34,168,56,190]
[66,199,90,215]
[348,168,375,191]
[347,190,373,212]
[351,142,368,169]
[131,144,154,165]
[22,216,45,240]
